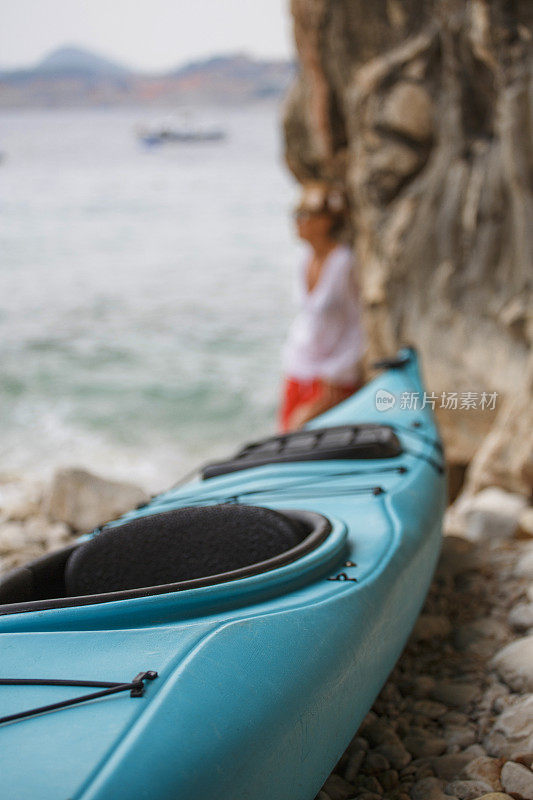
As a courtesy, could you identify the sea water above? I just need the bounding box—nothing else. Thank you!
[0,104,300,489]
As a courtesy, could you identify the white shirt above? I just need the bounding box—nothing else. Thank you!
[282,244,365,384]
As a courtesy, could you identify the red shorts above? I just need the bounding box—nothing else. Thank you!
[278,376,358,433]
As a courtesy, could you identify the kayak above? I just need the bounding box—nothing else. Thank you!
[0,346,446,800]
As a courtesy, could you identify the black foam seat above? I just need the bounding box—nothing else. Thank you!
[65,504,304,597]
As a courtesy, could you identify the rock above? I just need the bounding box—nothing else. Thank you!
[463,746,488,761]
[515,548,533,580]
[0,545,44,572]
[431,682,480,708]
[400,674,436,699]
[23,516,71,548]
[445,780,494,799]
[358,713,411,768]
[403,730,447,759]
[0,479,42,521]
[358,713,387,745]
[412,614,452,642]
[485,695,533,759]
[380,769,399,790]
[509,603,533,632]
[347,736,369,756]
[344,749,366,783]
[444,726,477,750]
[431,753,475,781]
[454,618,510,656]
[515,755,533,770]
[321,774,354,800]
[379,82,433,142]
[375,739,412,770]
[437,536,478,578]
[410,776,454,800]
[457,489,528,543]
[475,795,514,800]
[517,508,533,540]
[0,521,30,555]
[441,711,470,727]
[0,517,72,576]
[492,636,533,692]
[411,699,448,719]
[500,761,533,799]
[354,775,383,795]
[363,751,389,772]
[44,467,149,532]
[438,535,478,573]
[461,757,504,792]
[352,794,382,800]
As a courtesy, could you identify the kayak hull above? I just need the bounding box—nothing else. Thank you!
[0,348,446,800]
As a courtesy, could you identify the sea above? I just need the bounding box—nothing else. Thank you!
[0,104,302,490]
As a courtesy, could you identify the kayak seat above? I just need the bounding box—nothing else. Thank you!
[201,424,402,479]
[0,505,332,613]
[64,504,304,596]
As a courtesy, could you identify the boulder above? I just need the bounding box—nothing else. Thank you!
[44,467,149,532]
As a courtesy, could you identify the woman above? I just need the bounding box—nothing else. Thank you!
[279,182,365,432]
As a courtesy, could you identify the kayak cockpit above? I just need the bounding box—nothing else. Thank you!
[0,505,332,615]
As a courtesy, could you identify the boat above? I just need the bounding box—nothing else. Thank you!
[137,125,226,146]
[0,347,446,800]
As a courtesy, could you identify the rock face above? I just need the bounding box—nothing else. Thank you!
[284,0,533,491]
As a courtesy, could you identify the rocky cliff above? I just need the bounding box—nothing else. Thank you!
[283,0,532,494]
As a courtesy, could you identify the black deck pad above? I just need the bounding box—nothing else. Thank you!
[64,504,304,596]
[202,424,402,479]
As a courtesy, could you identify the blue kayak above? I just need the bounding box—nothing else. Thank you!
[0,347,446,800]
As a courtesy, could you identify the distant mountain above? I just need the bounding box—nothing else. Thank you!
[0,47,295,108]
[166,53,295,101]
[34,45,131,78]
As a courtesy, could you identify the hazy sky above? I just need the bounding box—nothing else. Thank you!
[0,0,294,71]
